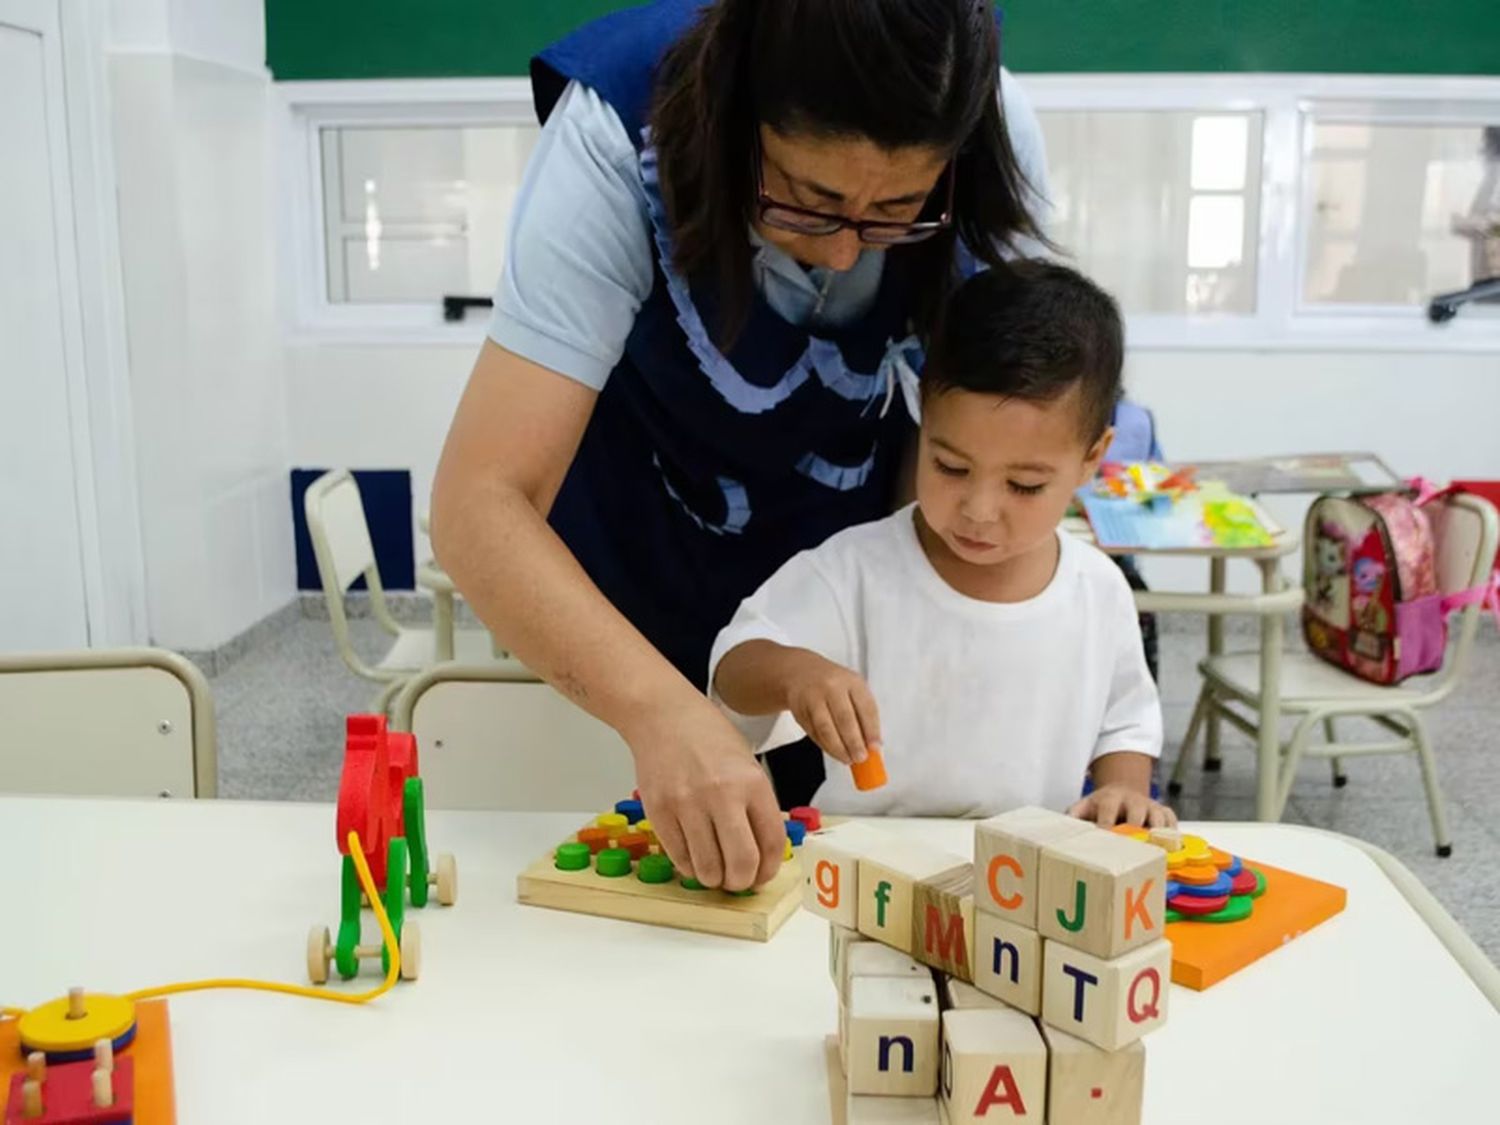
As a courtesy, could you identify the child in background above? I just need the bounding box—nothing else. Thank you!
[709,262,1175,826]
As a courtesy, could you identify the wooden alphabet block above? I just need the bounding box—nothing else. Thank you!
[842,942,933,1004]
[847,1093,943,1124]
[805,824,891,927]
[973,807,1093,927]
[857,839,968,956]
[831,922,872,987]
[1041,937,1170,1052]
[972,909,1043,1015]
[847,976,942,1097]
[940,975,1006,1012]
[1038,1023,1144,1125]
[940,1007,1048,1124]
[1036,830,1166,959]
[912,865,975,982]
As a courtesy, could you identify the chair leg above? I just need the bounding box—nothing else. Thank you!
[1325,718,1347,788]
[1167,684,1211,797]
[1409,714,1454,858]
[1273,713,1321,822]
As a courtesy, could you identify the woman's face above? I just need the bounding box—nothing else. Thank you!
[755,125,949,273]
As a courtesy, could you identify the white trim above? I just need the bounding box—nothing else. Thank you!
[103,43,273,83]
[1023,72,1500,353]
[276,78,536,341]
[60,0,148,643]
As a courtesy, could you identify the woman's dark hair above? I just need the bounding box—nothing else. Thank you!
[923,262,1124,445]
[650,0,1046,345]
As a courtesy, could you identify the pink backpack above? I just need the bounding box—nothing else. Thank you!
[1302,482,1499,685]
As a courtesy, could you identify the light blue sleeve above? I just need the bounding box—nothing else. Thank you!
[487,81,655,391]
[998,68,1053,254]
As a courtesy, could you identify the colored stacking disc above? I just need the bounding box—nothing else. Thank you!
[637,854,674,884]
[1174,871,1233,898]
[614,798,645,822]
[595,812,630,834]
[1111,825,1149,841]
[681,877,707,891]
[1250,868,1268,897]
[1197,895,1255,923]
[634,818,653,835]
[1174,862,1222,886]
[1208,847,1234,870]
[1229,868,1259,895]
[555,842,591,871]
[1224,854,1243,876]
[729,888,756,897]
[576,827,612,854]
[596,848,632,877]
[1165,848,1189,869]
[785,819,808,847]
[616,832,652,860]
[1165,881,1182,899]
[783,837,794,862]
[18,994,137,1059]
[1181,834,1212,861]
[1169,893,1230,916]
[788,806,822,832]
[1165,909,1185,923]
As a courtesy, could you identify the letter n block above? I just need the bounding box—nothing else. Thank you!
[974,807,1093,928]
[1041,937,1170,1052]
[973,909,1043,1015]
[1036,830,1166,959]
[940,1007,1047,1124]
[912,864,974,982]
[1039,1022,1144,1125]
[847,975,941,1097]
[858,839,968,956]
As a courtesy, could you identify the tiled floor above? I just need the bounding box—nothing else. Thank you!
[206,614,1500,962]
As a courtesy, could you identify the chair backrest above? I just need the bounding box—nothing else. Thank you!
[1423,492,1499,697]
[304,470,377,596]
[0,648,216,798]
[393,663,636,811]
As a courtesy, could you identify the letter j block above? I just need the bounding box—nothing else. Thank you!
[1036,831,1166,959]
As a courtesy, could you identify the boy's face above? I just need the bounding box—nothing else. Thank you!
[916,385,1111,569]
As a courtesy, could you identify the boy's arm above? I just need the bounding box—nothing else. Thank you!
[713,641,879,767]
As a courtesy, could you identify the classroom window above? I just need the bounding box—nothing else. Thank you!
[319,122,539,305]
[1036,110,1263,316]
[1303,120,1500,309]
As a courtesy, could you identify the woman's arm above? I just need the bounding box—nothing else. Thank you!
[431,340,785,890]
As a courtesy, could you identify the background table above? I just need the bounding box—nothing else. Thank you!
[3,799,1495,1123]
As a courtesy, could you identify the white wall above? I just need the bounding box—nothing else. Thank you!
[283,341,1500,599]
[107,0,291,650]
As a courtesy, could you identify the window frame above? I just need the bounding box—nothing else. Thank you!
[277,78,537,344]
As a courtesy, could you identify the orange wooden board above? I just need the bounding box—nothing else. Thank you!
[1,999,176,1124]
[1165,859,1347,990]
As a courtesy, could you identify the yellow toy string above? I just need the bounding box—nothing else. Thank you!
[2,830,400,1019]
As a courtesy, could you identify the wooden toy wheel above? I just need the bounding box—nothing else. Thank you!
[399,921,422,981]
[307,926,332,984]
[433,853,458,906]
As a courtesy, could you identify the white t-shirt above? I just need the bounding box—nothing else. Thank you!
[708,506,1162,817]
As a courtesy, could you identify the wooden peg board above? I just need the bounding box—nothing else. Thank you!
[516,838,805,942]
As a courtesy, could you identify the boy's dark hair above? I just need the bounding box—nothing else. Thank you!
[923,261,1124,444]
[650,0,1048,346]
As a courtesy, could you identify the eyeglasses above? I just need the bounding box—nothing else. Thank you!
[755,140,956,246]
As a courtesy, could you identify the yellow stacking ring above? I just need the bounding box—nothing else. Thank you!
[18,993,136,1055]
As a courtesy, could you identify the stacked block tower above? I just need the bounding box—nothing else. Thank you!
[806,808,1174,1124]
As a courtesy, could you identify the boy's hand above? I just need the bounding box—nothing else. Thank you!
[1067,784,1178,829]
[782,651,882,768]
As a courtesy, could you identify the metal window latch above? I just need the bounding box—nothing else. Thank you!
[442,295,495,322]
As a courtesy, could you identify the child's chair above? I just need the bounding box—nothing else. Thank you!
[303,470,510,715]
[1168,491,1498,856]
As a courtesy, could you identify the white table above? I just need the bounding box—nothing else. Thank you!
[4,799,1496,1123]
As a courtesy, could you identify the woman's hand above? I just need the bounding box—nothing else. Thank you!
[626,697,786,893]
[781,651,883,768]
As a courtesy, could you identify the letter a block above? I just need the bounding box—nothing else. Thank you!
[973,909,1043,1015]
[912,864,975,982]
[1038,1023,1145,1125]
[848,975,941,1097]
[1041,937,1171,1052]
[940,1008,1047,1124]
[1036,830,1166,959]
[974,807,1093,928]
[803,823,888,928]
[858,839,968,956]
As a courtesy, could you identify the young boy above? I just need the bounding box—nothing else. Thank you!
[709,262,1175,827]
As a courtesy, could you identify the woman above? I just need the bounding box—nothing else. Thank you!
[432,0,1049,892]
